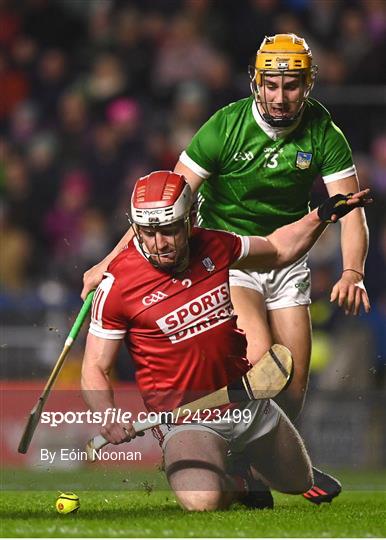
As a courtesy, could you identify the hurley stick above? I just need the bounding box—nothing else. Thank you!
[86,344,292,462]
[18,291,95,454]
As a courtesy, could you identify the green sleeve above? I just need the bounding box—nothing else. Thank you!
[184,109,226,173]
[321,120,354,178]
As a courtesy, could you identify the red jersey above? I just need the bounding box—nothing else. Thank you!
[89,227,250,412]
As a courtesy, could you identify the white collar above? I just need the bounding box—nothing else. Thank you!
[251,100,301,141]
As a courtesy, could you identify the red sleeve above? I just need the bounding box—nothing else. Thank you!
[89,272,127,340]
[209,229,248,266]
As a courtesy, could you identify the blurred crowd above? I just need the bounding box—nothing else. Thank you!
[1,0,385,387]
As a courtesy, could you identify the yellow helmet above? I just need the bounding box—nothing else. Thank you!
[250,33,318,127]
[255,34,315,84]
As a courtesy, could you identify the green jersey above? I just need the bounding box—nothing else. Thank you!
[181,97,355,236]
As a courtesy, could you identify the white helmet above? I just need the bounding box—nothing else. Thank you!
[131,170,193,227]
[130,171,193,273]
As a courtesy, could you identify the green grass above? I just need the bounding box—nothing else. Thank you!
[1,469,385,538]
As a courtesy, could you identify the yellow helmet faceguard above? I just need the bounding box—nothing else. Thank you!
[250,33,318,127]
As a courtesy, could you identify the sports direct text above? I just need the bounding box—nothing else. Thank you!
[156,282,233,343]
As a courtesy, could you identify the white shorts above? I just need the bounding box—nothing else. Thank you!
[153,399,282,454]
[229,254,311,310]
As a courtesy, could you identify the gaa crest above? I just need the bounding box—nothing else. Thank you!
[202,257,215,272]
[296,151,312,170]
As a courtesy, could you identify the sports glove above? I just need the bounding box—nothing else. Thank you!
[317,193,355,223]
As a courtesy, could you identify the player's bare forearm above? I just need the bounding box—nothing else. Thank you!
[174,160,206,192]
[233,190,372,272]
[234,210,327,271]
[321,181,371,315]
[81,363,115,414]
[326,174,369,275]
[340,208,369,275]
[330,208,370,315]
[81,228,134,300]
[92,227,134,272]
[81,334,122,413]
[81,334,135,443]
[269,210,327,267]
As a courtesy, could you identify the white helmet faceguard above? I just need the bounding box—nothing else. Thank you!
[129,171,193,273]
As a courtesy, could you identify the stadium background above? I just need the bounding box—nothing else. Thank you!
[1,0,385,474]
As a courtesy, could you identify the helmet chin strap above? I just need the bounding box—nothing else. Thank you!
[166,246,190,276]
[147,245,190,276]
[260,112,296,128]
[250,70,309,128]
[132,219,191,275]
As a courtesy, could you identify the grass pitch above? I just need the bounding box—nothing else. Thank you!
[1,469,385,538]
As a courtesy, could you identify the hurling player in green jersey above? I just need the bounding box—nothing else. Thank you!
[172,34,369,505]
[174,33,369,420]
[81,34,369,506]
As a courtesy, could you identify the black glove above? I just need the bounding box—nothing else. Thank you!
[317,193,355,223]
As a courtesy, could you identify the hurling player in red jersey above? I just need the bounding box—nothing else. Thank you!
[81,171,371,511]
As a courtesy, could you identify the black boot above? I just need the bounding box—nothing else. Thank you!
[303,467,342,504]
